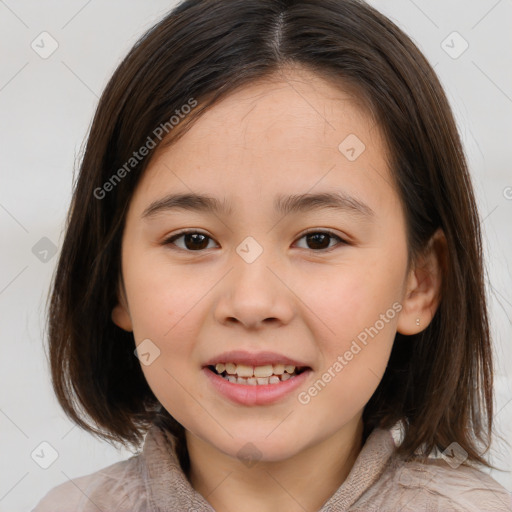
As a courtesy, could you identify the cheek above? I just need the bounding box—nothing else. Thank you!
[296,256,402,340]
[295,252,403,391]
[123,249,207,340]
[121,260,205,417]
[125,261,205,425]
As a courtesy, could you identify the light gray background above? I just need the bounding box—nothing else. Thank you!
[1,1,511,511]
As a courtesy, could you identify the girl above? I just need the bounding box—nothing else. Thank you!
[33,0,511,510]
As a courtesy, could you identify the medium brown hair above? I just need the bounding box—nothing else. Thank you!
[45,0,500,471]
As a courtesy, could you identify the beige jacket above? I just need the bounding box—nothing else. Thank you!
[32,423,512,511]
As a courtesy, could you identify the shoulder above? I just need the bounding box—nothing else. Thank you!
[31,455,146,512]
[354,456,512,512]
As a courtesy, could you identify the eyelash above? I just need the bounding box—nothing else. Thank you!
[162,229,347,253]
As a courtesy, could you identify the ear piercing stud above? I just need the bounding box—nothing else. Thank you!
[416,318,420,326]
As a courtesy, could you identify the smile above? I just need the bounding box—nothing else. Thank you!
[208,362,308,385]
[203,364,312,406]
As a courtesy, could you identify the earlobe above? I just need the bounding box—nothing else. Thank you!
[111,278,133,332]
[111,302,133,332]
[396,228,446,335]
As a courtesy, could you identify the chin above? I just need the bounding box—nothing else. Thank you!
[212,431,306,463]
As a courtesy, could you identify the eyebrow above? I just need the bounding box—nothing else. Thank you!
[141,191,375,219]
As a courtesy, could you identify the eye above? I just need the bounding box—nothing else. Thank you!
[163,230,218,251]
[163,229,346,252]
[294,229,346,251]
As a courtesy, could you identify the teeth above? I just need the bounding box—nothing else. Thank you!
[225,363,237,374]
[235,364,253,377]
[272,364,285,375]
[223,373,294,385]
[212,361,308,385]
[253,365,274,378]
[216,362,298,377]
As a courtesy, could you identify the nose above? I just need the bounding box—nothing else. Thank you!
[213,249,295,330]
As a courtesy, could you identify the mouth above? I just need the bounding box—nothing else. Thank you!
[206,363,310,386]
[203,363,313,406]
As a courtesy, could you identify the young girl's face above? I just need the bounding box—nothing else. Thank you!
[113,66,414,462]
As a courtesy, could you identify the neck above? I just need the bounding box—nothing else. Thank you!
[186,415,364,512]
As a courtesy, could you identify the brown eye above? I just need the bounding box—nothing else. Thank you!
[164,231,217,251]
[294,230,345,251]
[163,229,346,253]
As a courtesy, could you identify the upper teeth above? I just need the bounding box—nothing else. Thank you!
[215,363,297,377]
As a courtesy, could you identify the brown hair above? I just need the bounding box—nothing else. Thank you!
[45,0,501,471]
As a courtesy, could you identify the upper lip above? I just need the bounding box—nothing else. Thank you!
[203,350,311,368]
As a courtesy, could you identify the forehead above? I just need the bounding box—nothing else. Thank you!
[132,67,397,218]
[169,68,382,158]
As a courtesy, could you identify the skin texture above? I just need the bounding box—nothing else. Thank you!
[112,65,445,512]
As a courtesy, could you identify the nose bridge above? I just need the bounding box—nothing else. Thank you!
[214,234,294,328]
[232,234,279,300]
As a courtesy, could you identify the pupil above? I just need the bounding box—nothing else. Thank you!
[307,233,329,250]
[185,233,208,250]
[183,233,331,251]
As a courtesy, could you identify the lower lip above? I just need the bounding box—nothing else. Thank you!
[203,367,312,406]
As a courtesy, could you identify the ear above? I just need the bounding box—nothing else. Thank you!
[111,281,133,332]
[397,228,447,335]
